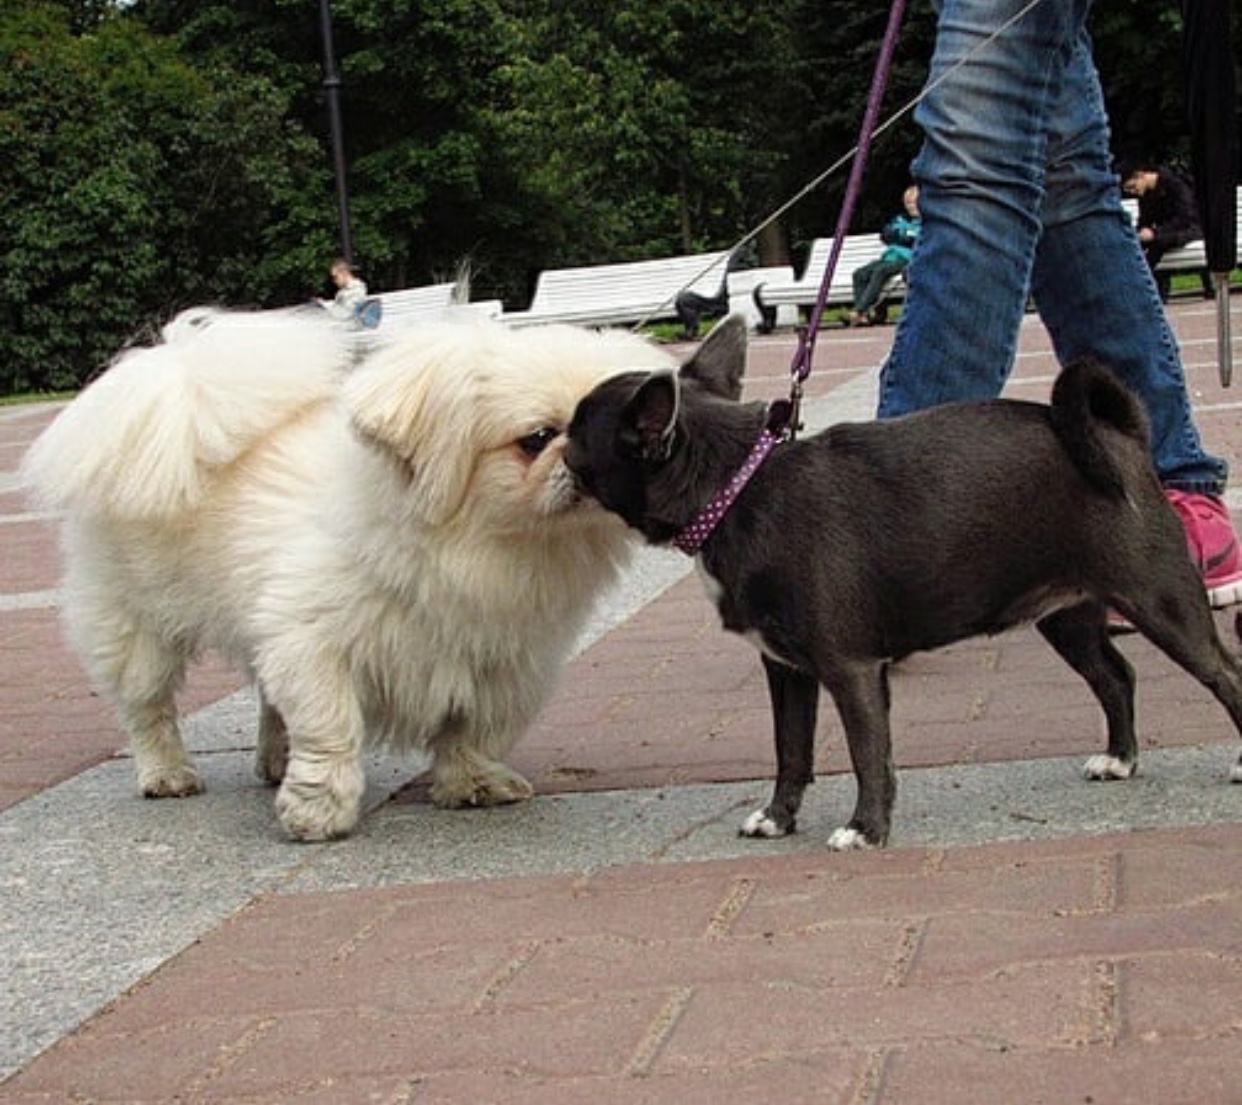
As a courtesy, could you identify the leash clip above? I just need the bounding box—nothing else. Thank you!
[766,389,802,442]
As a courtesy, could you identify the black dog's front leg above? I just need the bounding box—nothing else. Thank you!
[740,656,819,838]
[827,660,896,849]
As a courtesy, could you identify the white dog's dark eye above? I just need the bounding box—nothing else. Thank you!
[517,427,558,457]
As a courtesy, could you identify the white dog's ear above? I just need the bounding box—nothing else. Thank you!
[622,369,680,462]
[344,350,477,526]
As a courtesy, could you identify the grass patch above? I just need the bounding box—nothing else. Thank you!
[0,390,76,408]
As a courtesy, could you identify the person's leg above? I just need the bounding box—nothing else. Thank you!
[855,260,905,316]
[1028,30,1240,604]
[873,259,907,318]
[1029,30,1228,496]
[852,262,887,322]
[876,0,1239,605]
[877,0,1088,417]
[852,262,873,307]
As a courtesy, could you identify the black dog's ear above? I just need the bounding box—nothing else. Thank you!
[681,314,747,400]
[621,370,680,462]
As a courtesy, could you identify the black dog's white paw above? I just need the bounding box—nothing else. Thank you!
[1230,761,1242,784]
[740,808,788,838]
[826,826,874,851]
[1082,754,1136,780]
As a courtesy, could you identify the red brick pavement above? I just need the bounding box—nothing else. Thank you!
[3,828,1239,1102]
[3,305,1242,1101]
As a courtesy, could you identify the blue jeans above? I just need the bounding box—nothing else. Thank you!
[876,0,1227,494]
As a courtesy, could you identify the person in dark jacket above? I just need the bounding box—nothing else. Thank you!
[1119,162,1207,301]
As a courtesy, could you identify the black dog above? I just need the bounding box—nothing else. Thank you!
[566,316,1242,849]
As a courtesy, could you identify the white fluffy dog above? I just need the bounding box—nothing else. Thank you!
[23,309,674,840]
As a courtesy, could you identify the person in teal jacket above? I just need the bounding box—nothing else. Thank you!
[848,186,921,326]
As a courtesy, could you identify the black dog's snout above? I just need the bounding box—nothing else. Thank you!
[569,467,595,497]
[563,444,594,493]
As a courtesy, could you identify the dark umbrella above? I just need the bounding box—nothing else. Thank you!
[1181,0,1237,385]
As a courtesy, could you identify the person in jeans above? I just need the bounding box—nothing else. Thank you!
[848,185,920,327]
[876,0,1242,607]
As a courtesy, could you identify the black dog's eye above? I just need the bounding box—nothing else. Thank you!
[517,427,558,457]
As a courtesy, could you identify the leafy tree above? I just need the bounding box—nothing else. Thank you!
[1093,0,1200,170]
[1,3,175,390]
[138,0,529,298]
[327,0,519,292]
[768,0,932,262]
[0,0,326,391]
[471,1,804,298]
[3,0,1232,394]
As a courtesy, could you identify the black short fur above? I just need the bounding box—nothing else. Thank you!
[566,316,1242,848]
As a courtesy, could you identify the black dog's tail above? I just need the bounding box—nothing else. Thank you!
[1048,358,1151,499]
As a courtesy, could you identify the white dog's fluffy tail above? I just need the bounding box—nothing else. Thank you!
[23,308,350,520]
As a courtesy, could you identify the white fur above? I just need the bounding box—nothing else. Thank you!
[826,827,872,851]
[1231,762,1242,784]
[1082,754,1136,781]
[696,562,797,667]
[23,309,671,840]
[740,808,786,838]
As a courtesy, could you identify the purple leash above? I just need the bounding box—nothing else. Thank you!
[673,4,908,556]
[782,0,908,438]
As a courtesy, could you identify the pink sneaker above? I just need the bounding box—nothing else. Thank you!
[1165,490,1242,608]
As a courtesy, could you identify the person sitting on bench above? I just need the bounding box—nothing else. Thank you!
[1118,160,1209,302]
[847,185,920,327]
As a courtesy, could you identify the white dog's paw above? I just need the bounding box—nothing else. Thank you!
[1230,761,1242,784]
[275,761,365,842]
[827,826,874,852]
[432,765,534,809]
[1083,754,1136,781]
[275,786,361,842]
[138,761,204,798]
[740,808,787,838]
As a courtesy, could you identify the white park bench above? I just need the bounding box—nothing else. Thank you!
[500,251,731,328]
[724,265,797,330]
[352,282,484,350]
[370,282,459,327]
[751,235,907,331]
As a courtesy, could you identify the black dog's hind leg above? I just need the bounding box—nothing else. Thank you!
[740,656,819,838]
[826,660,896,850]
[1037,603,1139,779]
[1121,588,1242,784]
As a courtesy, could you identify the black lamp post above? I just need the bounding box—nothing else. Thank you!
[318,0,354,265]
